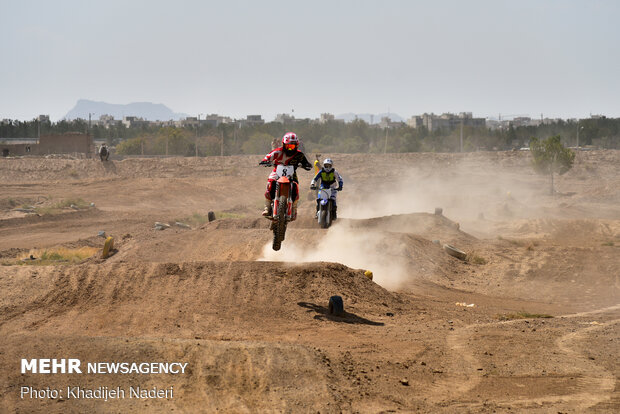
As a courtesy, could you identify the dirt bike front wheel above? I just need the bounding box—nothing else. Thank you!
[272,196,288,250]
[319,201,331,229]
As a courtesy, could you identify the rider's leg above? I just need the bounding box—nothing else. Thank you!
[262,198,271,216]
[331,191,338,219]
[291,182,299,221]
[263,180,275,216]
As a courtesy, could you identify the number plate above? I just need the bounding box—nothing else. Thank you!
[275,164,295,178]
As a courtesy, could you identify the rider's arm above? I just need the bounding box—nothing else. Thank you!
[311,170,322,183]
[298,153,313,171]
[335,170,343,190]
[259,148,279,165]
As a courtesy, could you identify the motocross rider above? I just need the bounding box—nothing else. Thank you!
[99,143,109,161]
[259,132,312,220]
[310,158,343,219]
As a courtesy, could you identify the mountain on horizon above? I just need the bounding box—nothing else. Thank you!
[64,99,188,121]
[335,112,405,124]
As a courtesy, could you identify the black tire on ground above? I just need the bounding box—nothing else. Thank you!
[328,295,344,316]
[207,211,216,222]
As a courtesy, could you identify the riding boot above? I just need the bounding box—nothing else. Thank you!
[262,199,272,217]
[333,204,337,220]
[315,200,320,218]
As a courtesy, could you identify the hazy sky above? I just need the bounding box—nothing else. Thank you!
[1,0,618,121]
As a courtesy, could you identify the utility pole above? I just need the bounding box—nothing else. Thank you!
[383,126,389,154]
[196,114,202,157]
[460,120,463,152]
[577,123,583,148]
[220,130,224,157]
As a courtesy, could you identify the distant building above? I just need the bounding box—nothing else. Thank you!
[122,116,148,128]
[274,113,295,124]
[98,114,118,129]
[319,113,335,124]
[195,114,232,128]
[511,117,542,128]
[379,116,405,129]
[38,132,93,155]
[407,116,423,129]
[1,132,93,157]
[239,115,265,127]
[37,115,50,122]
[408,112,485,131]
[182,117,199,128]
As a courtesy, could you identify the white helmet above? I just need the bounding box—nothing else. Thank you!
[323,158,333,172]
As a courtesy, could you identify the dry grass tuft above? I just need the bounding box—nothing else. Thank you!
[34,198,90,215]
[8,247,100,266]
[466,252,487,265]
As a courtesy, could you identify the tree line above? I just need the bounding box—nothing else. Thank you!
[1,116,618,156]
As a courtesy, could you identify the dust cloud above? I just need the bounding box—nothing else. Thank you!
[259,155,550,290]
[341,163,540,225]
[259,224,410,290]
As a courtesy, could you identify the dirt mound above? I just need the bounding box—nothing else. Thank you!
[0,156,263,182]
[0,261,400,336]
[0,260,402,412]
[339,212,475,244]
[495,218,620,241]
[0,207,100,229]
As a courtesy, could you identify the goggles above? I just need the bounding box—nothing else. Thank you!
[284,144,297,151]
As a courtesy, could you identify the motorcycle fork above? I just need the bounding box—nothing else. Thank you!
[279,181,291,218]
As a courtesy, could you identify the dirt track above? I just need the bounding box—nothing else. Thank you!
[1,151,619,413]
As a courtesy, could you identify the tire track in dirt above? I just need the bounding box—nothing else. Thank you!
[430,304,619,410]
[553,318,618,410]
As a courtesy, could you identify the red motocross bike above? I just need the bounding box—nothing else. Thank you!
[263,164,297,251]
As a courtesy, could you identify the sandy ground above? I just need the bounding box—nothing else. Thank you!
[0,150,618,413]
